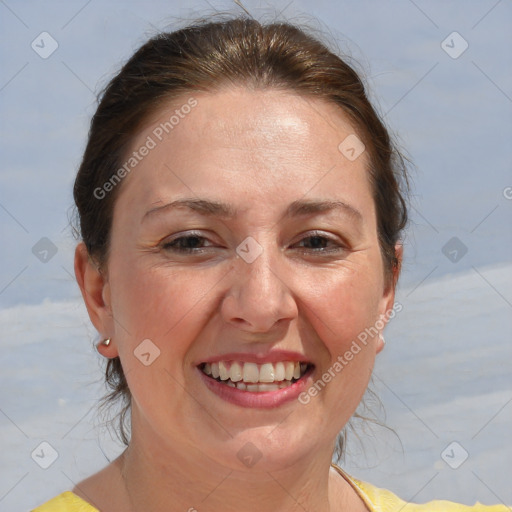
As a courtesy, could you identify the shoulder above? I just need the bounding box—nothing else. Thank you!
[32,491,99,512]
[332,464,509,512]
[352,477,508,512]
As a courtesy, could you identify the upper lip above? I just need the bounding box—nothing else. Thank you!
[197,350,311,365]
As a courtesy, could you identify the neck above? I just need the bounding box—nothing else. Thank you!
[117,424,346,512]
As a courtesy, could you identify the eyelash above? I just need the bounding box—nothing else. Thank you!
[294,233,344,254]
[161,231,346,256]
[162,232,214,254]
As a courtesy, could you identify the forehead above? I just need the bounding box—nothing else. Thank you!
[115,87,372,216]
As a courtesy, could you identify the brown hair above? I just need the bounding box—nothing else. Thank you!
[74,15,409,451]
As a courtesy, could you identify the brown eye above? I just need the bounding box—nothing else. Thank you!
[299,235,330,249]
[162,233,214,253]
[291,232,346,256]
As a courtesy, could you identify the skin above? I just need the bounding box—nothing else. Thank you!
[74,87,401,512]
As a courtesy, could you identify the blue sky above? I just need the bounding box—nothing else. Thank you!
[1,0,511,307]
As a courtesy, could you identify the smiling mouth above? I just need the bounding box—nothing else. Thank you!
[199,360,313,392]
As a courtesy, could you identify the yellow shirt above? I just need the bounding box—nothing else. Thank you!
[32,464,509,511]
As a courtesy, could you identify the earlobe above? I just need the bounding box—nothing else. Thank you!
[376,332,386,354]
[95,338,118,359]
[74,242,116,354]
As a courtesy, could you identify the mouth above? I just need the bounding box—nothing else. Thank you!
[199,360,313,393]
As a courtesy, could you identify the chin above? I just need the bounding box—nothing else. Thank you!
[199,423,321,474]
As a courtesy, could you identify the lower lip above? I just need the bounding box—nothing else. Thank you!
[198,367,314,408]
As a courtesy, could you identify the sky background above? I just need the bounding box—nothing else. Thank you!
[0,0,511,509]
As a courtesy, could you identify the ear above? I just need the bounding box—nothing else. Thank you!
[376,243,403,354]
[74,242,119,358]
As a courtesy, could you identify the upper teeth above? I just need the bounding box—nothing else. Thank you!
[203,361,306,383]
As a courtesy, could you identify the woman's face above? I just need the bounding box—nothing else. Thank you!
[85,87,397,470]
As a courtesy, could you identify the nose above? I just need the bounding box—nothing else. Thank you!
[220,245,298,334]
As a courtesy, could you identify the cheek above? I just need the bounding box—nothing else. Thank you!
[302,268,383,411]
[106,262,220,418]
[308,266,383,352]
[305,268,384,435]
[107,257,228,362]
[260,267,382,451]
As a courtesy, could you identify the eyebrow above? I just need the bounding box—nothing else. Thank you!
[143,197,363,223]
[284,199,363,222]
[143,198,237,221]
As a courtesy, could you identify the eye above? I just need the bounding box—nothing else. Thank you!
[161,232,216,254]
[291,232,346,255]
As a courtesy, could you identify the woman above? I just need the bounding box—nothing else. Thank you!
[34,16,508,512]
